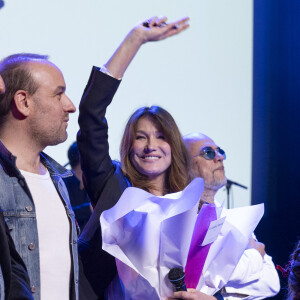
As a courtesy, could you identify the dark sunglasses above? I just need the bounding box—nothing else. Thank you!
[193,146,226,160]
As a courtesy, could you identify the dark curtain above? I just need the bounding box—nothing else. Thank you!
[252,1,300,299]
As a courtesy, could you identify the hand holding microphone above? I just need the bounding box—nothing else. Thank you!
[167,267,223,299]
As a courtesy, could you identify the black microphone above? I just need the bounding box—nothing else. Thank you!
[168,267,187,291]
[226,179,248,190]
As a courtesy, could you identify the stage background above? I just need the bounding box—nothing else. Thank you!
[253,1,300,298]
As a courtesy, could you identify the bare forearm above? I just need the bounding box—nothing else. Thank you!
[104,28,144,79]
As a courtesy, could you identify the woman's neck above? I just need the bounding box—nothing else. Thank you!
[148,174,166,196]
[149,187,164,196]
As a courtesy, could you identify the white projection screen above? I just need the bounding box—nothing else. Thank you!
[0,0,253,207]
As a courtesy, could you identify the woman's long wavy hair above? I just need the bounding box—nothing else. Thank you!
[120,106,192,195]
[288,240,300,300]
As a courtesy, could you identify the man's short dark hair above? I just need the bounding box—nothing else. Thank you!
[0,53,49,122]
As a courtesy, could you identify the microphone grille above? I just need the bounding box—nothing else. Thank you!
[168,267,185,282]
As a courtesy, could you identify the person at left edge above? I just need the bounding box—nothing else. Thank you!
[0,210,33,300]
[0,74,32,300]
[0,54,78,299]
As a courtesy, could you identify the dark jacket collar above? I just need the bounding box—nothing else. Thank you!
[40,152,72,178]
[0,139,72,178]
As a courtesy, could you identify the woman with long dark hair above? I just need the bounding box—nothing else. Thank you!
[76,16,203,299]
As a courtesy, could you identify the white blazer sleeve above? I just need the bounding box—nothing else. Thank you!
[223,249,280,300]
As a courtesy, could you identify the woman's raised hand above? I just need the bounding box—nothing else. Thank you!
[104,15,189,79]
[135,16,190,44]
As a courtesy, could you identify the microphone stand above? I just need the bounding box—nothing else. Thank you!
[226,179,248,208]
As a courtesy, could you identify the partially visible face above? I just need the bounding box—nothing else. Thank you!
[28,61,76,148]
[190,137,226,191]
[0,75,5,94]
[130,117,172,182]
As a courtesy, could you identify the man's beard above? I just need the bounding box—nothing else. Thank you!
[205,174,227,191]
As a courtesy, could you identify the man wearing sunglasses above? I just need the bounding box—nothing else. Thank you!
[182,132,280,300]
[185,133,227,206]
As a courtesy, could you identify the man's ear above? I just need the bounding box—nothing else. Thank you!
[12,90,31,118]
[0,75,5,94]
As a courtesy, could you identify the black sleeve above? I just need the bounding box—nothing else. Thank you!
[0,212,33,300]
[77,67,121,207]
[9,249,33,300]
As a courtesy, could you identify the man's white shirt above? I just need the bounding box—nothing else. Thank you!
[21,169,71,300]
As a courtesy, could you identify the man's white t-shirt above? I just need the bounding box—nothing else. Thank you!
[21,169,71,300]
